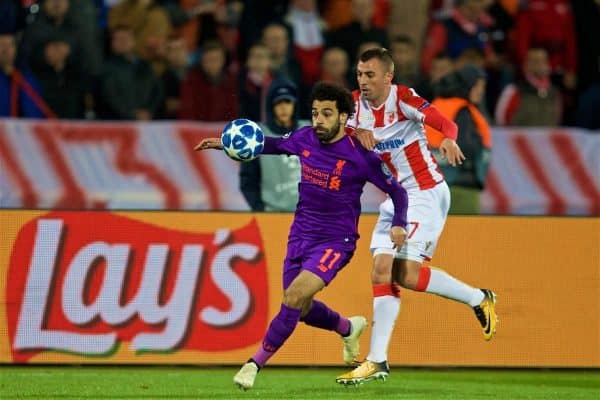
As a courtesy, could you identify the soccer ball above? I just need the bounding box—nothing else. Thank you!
[221,119,264,162]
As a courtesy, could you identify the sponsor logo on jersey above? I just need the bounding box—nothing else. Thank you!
[374,138,405,151]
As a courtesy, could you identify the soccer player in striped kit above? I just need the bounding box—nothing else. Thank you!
[195,82,409,391]
[336,48,498,385]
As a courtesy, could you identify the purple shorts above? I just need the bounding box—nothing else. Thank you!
[282,237,356,289]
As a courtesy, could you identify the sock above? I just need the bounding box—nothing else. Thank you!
[251,304,302,367]
[367,284,401,363]
[415,266,485,307]
[301,300,350,336]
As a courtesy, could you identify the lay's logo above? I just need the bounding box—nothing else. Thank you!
[6,212,268,363]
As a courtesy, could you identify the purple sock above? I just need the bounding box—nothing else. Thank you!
[301,300,351,336]
[252,304,301,367]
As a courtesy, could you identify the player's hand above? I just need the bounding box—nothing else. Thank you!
[390,226,407,250]
[194,138,223,151]
[439,138,465,167]
[354,128,379,150]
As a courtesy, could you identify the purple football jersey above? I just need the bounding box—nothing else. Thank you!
[262,126,408,242]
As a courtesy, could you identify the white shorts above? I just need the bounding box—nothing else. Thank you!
[370,181,450,262]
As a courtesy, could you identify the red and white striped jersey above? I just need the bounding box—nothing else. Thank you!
[347,85,444,191]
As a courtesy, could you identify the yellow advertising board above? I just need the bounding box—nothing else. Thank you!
[0,210,598,366]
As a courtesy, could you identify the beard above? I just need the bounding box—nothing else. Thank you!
[314,119,341,143]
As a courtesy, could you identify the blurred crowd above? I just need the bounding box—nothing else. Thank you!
[0,0,598,130]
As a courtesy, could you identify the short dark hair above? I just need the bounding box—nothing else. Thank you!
[310,82,355,117]
[358,47,394,72]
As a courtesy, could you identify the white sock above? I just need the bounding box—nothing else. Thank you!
[367,295,400,363]
[426,268,484,307]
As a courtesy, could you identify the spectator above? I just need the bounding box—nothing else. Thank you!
[261,22,305,114]
[20,0,101,78]
[390,35,421,87]
[239,79,306,211]
[237,0,290,62]
[285,0,326,85]
[31,35,88,119]
[212,1,244,73]
[326,0,389,63]
[160,36,190,119]
[320,47,351,89]
[421,0,496,73]
[238,42,273,122]
[179,40,239,121]
[98,25,163,120]
[415,52,454,101]
[0,33,49,118]
[108,0,172,74]
[426,64,492,214]
[261,23,303,85]
[387,0,431,57]
[454,46,496,116]
[514,0,577,90]
[495,47,562,126]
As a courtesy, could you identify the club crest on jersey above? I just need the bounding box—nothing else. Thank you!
[333,159,346,175]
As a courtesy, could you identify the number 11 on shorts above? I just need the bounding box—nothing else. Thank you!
[318,248,341,272]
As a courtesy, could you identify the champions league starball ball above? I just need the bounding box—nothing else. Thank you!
[221,119,264,162]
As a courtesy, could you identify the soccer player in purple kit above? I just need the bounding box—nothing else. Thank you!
[194,82,409,391]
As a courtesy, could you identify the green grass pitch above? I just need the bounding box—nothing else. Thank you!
[1,366,598,399]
